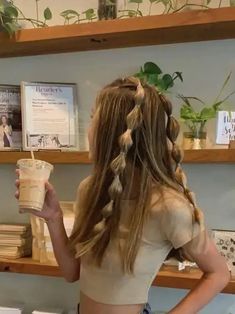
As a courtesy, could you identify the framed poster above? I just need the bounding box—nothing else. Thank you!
[216,111,235,145]
[212,229,235,274]
[0,85,22,150]
[21,82,79,151]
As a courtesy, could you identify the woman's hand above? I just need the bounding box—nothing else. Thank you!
[15,170,63,223]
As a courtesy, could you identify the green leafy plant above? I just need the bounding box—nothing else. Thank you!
[0,0,53,35]
[180,72,235,134]
[60,8,97,25]
[135,61,183,92]
[119,0,144,18]
[0,0,19,35]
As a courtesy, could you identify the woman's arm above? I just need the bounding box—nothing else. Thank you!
[46,213,80,282]
[15,178,80,282]
[168,236,230,314]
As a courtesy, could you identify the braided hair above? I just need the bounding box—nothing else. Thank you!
[71,77,204,272]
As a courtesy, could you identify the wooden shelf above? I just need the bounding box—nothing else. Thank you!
[154,265,235,294]
[0,257,60,277]
[0,149,235,164]
[0,151,90,164]
[183,149,235,163]
[1,7,235,58]
[0,259,234,294]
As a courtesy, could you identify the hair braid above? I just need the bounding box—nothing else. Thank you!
[159,94,204,227]
[91,78,145,238]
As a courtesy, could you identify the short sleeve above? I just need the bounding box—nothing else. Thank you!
[161,191,205,250]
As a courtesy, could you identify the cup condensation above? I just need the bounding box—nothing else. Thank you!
[17,159,53,211]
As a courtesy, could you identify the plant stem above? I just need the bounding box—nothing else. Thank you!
[172,3,209,14]
[36,0,39,21]
[149,2,152,15]
[219,0,223,8]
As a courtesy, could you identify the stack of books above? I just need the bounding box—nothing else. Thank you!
[0,224,32,259]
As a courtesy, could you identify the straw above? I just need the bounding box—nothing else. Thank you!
[27,130,35,160]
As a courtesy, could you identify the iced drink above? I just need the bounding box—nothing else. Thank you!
[17,159,53,211]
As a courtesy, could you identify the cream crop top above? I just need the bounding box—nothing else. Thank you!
[74,181,207,305]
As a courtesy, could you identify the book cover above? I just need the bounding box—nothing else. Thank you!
[0,85,22,150]
[212,229,235,274]
[216,111,235,145]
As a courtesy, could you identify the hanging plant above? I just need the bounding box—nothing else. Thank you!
[119,0,144,18]
[134,61,183,92]
[60,8,97,25]
[0,0,19,35]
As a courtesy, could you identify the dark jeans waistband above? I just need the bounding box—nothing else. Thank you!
[77,303,152,313]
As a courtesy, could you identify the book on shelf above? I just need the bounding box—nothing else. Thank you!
[0,85,22,151]
[0,246,31,259]
[32,309,64,314]
[216,111,235,145]
[0,223,31,234]
[0,305,23,314]
[0,236,32,246]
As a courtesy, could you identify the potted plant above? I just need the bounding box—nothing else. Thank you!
[180,72,235,150]
[135,61,183,92]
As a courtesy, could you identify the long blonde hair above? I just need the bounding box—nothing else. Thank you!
[70,77,202,273]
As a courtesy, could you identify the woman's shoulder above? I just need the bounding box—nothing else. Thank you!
[150,184,193,218]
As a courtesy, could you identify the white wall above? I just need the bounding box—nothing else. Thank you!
[0,1,235,313]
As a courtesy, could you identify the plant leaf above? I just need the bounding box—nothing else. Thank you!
[129,0,143,3]
[144,62,162,74]
[3,21,19,35]
[180,104,197,121]
[200,107,216,120]
[4,6,18,18]
[60,10,79,18]
[83,8,96,20]
[230,0,235,6]
[182,96,205,106]
[162,74,174,89]
[0,4,5,14]
[44,7,52,20]
[147,73,159,86]
[213,71,232,104]
[174,71,183,82]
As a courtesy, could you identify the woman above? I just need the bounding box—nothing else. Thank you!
[16,77,230,314]
[0,115,13,148]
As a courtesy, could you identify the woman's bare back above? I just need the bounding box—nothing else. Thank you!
[80,292,143,314]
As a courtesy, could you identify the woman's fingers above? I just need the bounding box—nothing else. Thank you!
[15,169,20,177]
[15,179,20,188]
[15,191,19,199]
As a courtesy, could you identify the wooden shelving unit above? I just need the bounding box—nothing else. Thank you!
[0,149,235,164]
[0,7,235,58]
[0,258,234,294]
[0,151,90,164]
[0,257,60,277]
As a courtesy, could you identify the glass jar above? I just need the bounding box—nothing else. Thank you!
[182,122,207,150]
[98,0,117,20]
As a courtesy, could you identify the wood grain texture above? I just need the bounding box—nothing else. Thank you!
[0,259,234,293]
[1,149,235,164]
[183,149,235,163]
[0,7,235,58]
[0,257,60,277]
[0,151,90,164]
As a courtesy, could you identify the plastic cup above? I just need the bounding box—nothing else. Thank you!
[17,159,53,211]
